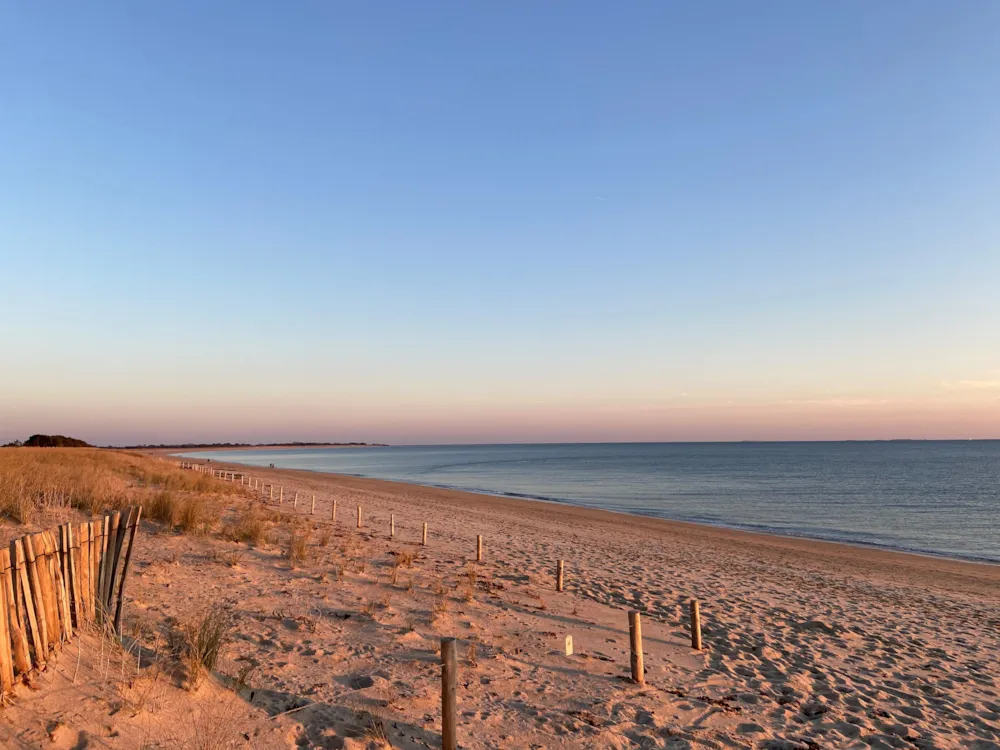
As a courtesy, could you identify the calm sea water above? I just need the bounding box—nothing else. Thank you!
[179,442,1000,563]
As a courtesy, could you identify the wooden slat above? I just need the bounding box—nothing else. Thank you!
[88,521,98,616]
[114,506,142,634]
[2,548,31,675]
[0,550,15,691]
[37,533,62,649]
[96,515,111,621]
[67,523,82,627]
[50,532,72,640]
[79,523,92,621]
[107,509,129,609]
[101,512,121,611]
[14,539,46,665]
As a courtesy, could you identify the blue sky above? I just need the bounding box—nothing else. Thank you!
[2,2,999,444]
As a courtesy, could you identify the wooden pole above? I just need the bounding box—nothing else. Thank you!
[311,495,316,515]
[422,522,428,546]
[628,611,644,685]
[331,498,337,522]
[441,637,458,750]
[22,535,51,657]
[270,485,274,502]
[12,539,44,666]
[2,548,31,675]
[390,514,395,538]
[78,523,92,622]
[66,523,82,627]
[0,550,15,691]
[476,535,483,563]
[690,599,702,651]
[556,560,564,592]
[114,506,143,634]
[357,505,362,529]
[293,492,298,509]
[279,486,284,504]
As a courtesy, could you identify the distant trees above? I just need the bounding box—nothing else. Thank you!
[8,435,93,448]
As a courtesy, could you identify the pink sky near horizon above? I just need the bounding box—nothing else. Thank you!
[4,387,999,445]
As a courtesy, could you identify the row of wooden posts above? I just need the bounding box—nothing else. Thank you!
[181,462,705,749]
[0,507,142,694]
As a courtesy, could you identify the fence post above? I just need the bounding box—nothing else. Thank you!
[311,495,316,515]
[332,498,337,522]
[629,611,644,685]
[422,522,428,546]
[441,638,458,750]
[556,560,564,592]
[390,514,395,538]
[357,505,362,529]
[690,600,702,651]
[476,535,483,562]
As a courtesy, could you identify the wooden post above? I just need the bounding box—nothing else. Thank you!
[2,549,31,675]
[270,485,274,502]
[331,498,337,522]
[564,635,573,656]
[279,486,284,504]
[12,539,44,665]
[390,514,395,538]
[441,637,458,750]
[422,522,428,546]
[114,506,143,634]
[66,523,82,627]
[690,600,702,651]
[78,523,92,621]
[476,535,483,563]
[556,560,564,592]
[357,505,362,529]
[628,611,644,685]
[293,492,298,509]
[0,549,15,691]
[22,535,51,657]
[311,495,316,515]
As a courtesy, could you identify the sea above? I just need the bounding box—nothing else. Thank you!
[178,441,1000,564]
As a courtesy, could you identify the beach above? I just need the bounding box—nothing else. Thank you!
[5,456,998,748]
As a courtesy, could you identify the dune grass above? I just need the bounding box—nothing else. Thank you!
[0,447,244,527]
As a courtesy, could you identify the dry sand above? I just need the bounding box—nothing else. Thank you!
[2,461,998,749]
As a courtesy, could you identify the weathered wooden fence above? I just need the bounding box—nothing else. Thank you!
[0,506,142,693]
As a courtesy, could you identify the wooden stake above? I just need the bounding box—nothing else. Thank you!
[0,550,15,691]
[279,486,284,504]
[564,635,573,656]
[78,523,92,622]
[22,535,51,657]
[51,531,72,639]
[331,498,337,522]
[390,514,395,538]
[2,549,31,675]
[476,535,483,563]
[441,637,458,750]
[556,559,564,592]
[270,485,274,502]
[12,539,44,666]
[628,611,644,685]
[114,506,143,634]
[690,599,702,651]
[66,523,82,627]
[108,509,132,609]
[422,522,428,546]
[357,505,362,529]
[101,512,122,612]
[311,495,316,515]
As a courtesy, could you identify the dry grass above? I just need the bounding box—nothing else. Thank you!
[222,507,267,546]
[0,448,246,528]
[286,531,310,567]
[173,605,235,688]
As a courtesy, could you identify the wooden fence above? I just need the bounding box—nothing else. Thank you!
[0,506,142,694]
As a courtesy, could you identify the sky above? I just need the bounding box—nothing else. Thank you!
[2,2,999,446]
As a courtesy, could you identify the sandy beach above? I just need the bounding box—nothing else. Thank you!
[4,456,998,749]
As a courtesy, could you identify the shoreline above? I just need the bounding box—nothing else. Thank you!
[165,450,1000,573]
[161,450,1000,584]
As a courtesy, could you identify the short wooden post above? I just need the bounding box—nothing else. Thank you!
[476,535,483,562]
[390,514,395,538]
[114,506,143,634]
[422,522,428,546]
[690,599,702,651]
[628,611,644,685]
[357,505,362,529]
[269,485,274,502]
[564,635,573,655]
[556,559,564,592]
[293,492,298,509]
[311,495,316,515]
[279,486,284,504]
[331,498,337,522]
[441,637,458,750]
